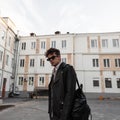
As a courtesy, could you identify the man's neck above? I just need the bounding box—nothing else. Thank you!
[54,61,62,69]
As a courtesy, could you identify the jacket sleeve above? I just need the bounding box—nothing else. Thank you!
[61,65,76,120]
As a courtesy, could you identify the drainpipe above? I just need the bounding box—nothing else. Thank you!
[12,35,20,93]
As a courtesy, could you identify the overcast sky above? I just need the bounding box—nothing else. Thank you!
[0,0,120,36]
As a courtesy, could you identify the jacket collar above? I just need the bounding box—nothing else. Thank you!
[49,62,67,86]
[57,62,66,72]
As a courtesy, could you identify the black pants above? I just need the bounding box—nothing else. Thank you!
[72,115,89,120]
[50,116,59,120]
[50,116,73,120]
[72,117,80,120]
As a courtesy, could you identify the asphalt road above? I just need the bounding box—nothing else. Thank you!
[0,98,120,120]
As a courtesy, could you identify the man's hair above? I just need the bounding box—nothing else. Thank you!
[45,48,60,57]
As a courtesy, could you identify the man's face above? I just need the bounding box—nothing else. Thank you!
[47,53,61,67]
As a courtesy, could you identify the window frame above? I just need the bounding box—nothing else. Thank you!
[39,76,45,86]
[41,41,46,49]
[102,39,108,48]
[21,42,26,50]
[31,42,36,49]
[112,39,119,47]
[117,78,120,88]
[92,59,99,67]
[6,54,9,65]
[91,39,97,48]
[28,77,34,86]
[30,59,35,67]
[62,40,67,48]
[105,78,112,88]
[20,59,25,67]
[40,58,45,67]
[93,80,99,87]
[51,41,56,48]
[103,59,110,67]
[18,77,24,85]
[115,58,120,67]
[0,51,3,61]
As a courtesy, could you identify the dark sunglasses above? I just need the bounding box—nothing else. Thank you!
[47,56,58,61]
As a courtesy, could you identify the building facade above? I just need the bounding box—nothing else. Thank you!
[17,32,120,96]
[17,32,74,94]
[0,17,19,97]
[74,33,120,94]
[0,17,120,98]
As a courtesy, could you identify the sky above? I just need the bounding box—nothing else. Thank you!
[0,0,120,36]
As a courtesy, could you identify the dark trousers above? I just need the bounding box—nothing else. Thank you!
[50,116,73,120]
[50,116,59,120]
[72,117,80,120]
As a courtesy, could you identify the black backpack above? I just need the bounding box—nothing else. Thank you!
[72,84,92,120]
[62,64,92,120]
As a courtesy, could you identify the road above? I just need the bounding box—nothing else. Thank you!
[0,98,120,120]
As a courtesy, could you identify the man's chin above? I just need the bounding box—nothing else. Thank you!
[51,63,54,66]
[51,63,56,67]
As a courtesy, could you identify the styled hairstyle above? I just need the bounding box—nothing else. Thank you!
[45,48,60,57]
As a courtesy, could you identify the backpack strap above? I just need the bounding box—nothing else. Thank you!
[64,64,83,90]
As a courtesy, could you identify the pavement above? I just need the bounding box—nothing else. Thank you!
[0,97,49,120]
[0,97,120,120]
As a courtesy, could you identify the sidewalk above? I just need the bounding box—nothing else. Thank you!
[0,97,49,120]
[0,97,120,120]
[0,97,47,111]
[0,97,29,111]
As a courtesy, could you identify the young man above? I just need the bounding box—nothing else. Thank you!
[45,48,76,120]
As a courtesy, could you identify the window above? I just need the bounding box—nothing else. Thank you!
[28,77,34,86]
[31,42,36,49]
[0,31,5,40]
[11,58,14,68]
[105,78,112,88]
[102,39,108,48]
[103,59,110,67]
[18,77,24,85]
[41,41,46,49]
[62,40,66,48]
[93,80,99,87]
[6,55,9,65]
[40,59,45,67]
[39,77,44,86]
[0,51,3,61]
[51,41,56,48]
[30,59,35,67]
[113,39,119,47]
[21,42,26,50]
[62,58,66,63]
[91,39,97,48]
[20,59,25,67]
[92,59,99,67]
[8,36,11,46]
[113,71,116,75]
[115,59,120,67]
[117,78,120,88]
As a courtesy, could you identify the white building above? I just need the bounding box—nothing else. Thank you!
[17,32,74,94]
[74,33,120,94]
[0,17,18,97]
[17,31,120,97]
[0,17,120,98]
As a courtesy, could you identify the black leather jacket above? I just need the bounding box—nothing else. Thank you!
[48,62,76,120]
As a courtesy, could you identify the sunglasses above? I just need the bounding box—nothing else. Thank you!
[47,56,58,61]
